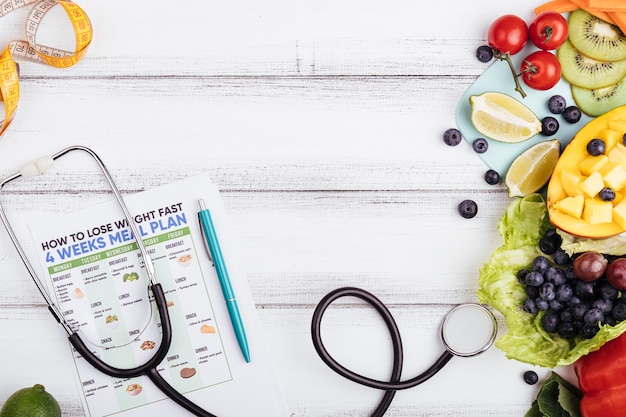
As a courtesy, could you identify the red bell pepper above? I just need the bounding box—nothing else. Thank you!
[575,331,626,417]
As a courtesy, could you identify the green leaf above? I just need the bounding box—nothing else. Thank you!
[525,400,543,417]
[531,372,582,417]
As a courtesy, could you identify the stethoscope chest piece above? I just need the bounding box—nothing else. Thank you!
[440,303,497,357]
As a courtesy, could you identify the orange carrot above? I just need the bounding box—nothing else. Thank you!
[586,8,617,23]
[608,12,626,35]
[569,0,617,23]
[588,0,626,12]
[534,0,578,14]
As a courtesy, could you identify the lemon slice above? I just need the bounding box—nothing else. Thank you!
[505,139,560,197]
[470,92,542,143]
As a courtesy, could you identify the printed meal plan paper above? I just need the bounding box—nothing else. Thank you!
[28,174,289,417]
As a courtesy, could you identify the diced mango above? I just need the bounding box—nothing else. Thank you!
[554,195,584,219]
[614,198,626,228]
[608,120,626,135]
[609,144,626,163]
[560,170,582,196]
[602,163,626,191]
[580,171,605,198]
[615,191,624,206]
[583,198,613,224]
[579,154,609,176]
[600,129,623,150]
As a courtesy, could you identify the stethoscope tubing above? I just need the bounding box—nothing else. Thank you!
[311,287,454,417]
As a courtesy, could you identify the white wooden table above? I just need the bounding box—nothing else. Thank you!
[0,0,579,416]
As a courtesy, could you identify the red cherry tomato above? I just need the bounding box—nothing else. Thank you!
[487,14,528,55]
[520,50,562,90]
[528,11,568,50]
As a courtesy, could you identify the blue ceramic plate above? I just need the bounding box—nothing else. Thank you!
[455,50,593,176]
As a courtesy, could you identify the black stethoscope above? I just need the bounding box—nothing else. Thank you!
[311,287,498,417]
[0,146,498,417]
[0,146,219,417]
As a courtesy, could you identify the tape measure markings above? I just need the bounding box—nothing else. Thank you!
[0,0,92,136]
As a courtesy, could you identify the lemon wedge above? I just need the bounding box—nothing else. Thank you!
[505,139,560,197]
[470,92,542,143]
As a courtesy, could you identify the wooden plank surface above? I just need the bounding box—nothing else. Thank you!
[0,0,578,416]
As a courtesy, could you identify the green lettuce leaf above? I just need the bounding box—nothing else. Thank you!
[559,229,626,256]
[477,194,626,368]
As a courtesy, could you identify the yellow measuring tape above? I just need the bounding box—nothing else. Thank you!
[0,0,92,136]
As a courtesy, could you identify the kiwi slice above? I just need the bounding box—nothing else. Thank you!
[571,80,626,117]
[558,39,626,89]
[568,9,626,61]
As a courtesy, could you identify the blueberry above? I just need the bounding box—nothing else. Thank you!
[584,307,604,326]
[553,248,570,266]
[573,303,589,321]
[623,133,626,146]
[576,280,595,301]
[545,267,566,286]
[535,298,550,311]
[539,235,560,255]
[597,281,619,300]
[542,311,560,332]
[587,138,606,156]
[541,116,560,136]
[563,106,582,123]
[593,298,614,314]
[600,187,615,202]
[484,169,500,185]
[533,256,549,274]
[526,285,540,299]
[549,299,565,311]
[517,268,530,285]
[560,307,575,322]
[567,295,582,307]
[613,303,626,321]
[472,138,488,153]
[523,370,539,385]
[523,298,539,314]
[476,45,494,63]
[558,322,578,339]
[548,95,567,114]
[457,199,478,218]
[605,315,617,326]
[539,282,556,301]
[443,128,462,146]
[526,271,545,287]
[581,324,599,339]
[556,283,574,302]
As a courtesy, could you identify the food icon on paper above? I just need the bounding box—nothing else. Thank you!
[105,314,119,329]
[73,287,84,299]
[122,272,139,282]
[177,254,192,266]
[140,340,155,350]
[200,324,215,334]
[180,367,196,379]
[125,383,142,396]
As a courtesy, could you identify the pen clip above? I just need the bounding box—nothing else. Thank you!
[198,214,214,266]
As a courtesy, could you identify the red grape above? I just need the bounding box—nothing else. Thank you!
[573,252,608,282]
[607,258,626,289]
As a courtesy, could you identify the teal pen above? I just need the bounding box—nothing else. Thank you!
[197,199,251,363]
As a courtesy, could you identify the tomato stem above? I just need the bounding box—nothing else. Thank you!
[494,50,527,99]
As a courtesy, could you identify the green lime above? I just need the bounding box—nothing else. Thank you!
[0,384,61,417]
